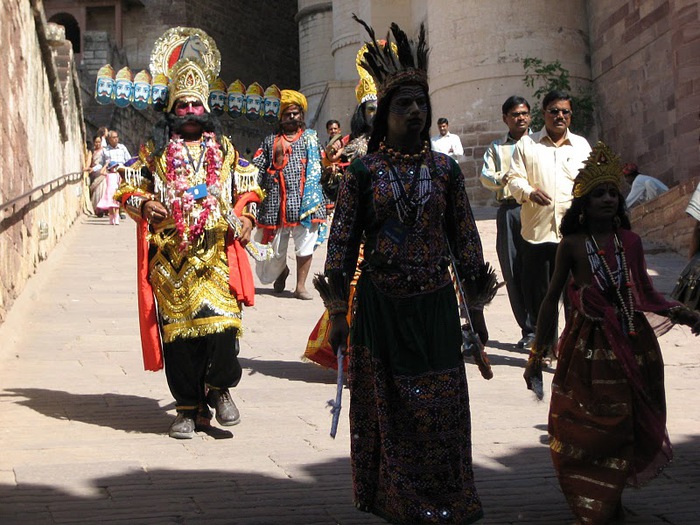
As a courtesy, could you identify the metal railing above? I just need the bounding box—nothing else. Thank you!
[1,172,83,218]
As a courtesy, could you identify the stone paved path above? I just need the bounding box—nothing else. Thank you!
[0,209,698,524]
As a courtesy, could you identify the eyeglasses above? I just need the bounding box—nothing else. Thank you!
[509,111,530,118]
[546,108,572,116]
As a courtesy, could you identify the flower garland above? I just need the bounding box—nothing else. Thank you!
[165,132,223,251]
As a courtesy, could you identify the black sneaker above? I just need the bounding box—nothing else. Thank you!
[169,412,196,439]
[207,388,241,426]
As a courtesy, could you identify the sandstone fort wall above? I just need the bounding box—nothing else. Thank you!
[0,1,86,322]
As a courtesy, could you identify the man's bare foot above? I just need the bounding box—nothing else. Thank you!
[293,289,313,300]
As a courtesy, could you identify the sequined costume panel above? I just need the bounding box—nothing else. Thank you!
[149,224,242,342]
[121,137,258,343]
[349,278,482,524]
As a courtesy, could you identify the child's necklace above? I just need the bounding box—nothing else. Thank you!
[589,233,637,336]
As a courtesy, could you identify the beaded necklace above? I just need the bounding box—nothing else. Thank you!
[589,233,637,336]
[379,141,432,226]
[379,140,430,163]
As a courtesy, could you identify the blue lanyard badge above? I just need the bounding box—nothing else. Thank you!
[185,183,208,200]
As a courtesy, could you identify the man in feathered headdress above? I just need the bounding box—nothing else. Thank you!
[251,89,326,300]
[316,16,497,525]
[114,29,263,440]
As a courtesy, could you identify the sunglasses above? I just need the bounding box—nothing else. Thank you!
[546,108,572,116]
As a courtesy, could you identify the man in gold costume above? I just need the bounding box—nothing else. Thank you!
[116,35,262,439]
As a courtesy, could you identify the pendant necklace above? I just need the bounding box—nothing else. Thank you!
[589,233,637,336]
[380,141,431,226]
[183,140,206,177]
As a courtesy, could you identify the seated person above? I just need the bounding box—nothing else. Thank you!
[623,162,668,208]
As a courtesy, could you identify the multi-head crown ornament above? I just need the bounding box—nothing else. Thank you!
[209,77,227,92]
[153,73,169,86]
[95,64,115,105]
[97,64,115,79]
[166,58,212,112]
[264,84,281,99]
[134,69,152,84]
[246,82,264,97]
[353,15,429,100]
[115,67,133,82]
[572,141,623,198]
[228,80,245,96]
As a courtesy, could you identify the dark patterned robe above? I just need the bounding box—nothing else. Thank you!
[325,151,486,524]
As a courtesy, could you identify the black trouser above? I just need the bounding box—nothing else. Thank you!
[521,240,562,345]
[163,328,242,413]
[496,202,533,337]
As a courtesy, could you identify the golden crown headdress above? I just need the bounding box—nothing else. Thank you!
[355,42,378,104]
[246,82,264,97]
[353,14,429,100]
[150,27,220,80]
[153,73,168,86]
[97,64,115,79]
[115,66,133,82]
[572,141,623,198]
[166,58,212,112]
[134,69,152,84]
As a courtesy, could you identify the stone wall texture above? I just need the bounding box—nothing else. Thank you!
[0,1,86,322]
[303,0,698,212]
[588,0,700,187]
[630,175,700,255]
[45,0,300,157]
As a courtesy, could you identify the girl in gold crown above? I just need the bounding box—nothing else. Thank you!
[524,142,700,524]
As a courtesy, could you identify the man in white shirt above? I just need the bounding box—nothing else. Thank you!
[623,163,669,208]
[431,117,463,157]
[101,130,132,166]
[506,90,591,342]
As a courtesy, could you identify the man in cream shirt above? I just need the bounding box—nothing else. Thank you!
[506,90,591,341]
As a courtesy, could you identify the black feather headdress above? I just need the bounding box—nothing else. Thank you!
[352,14,429,99]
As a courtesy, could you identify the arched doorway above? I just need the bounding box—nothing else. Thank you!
[48,12,81,54]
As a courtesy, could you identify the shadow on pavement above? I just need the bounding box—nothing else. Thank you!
[2,436,698,524]
[240,357,336,385]
[2,388,172,435]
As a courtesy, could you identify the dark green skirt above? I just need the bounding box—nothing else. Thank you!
[351,275,464,375]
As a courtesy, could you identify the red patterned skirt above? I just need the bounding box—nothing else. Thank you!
[549,308,671,524]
